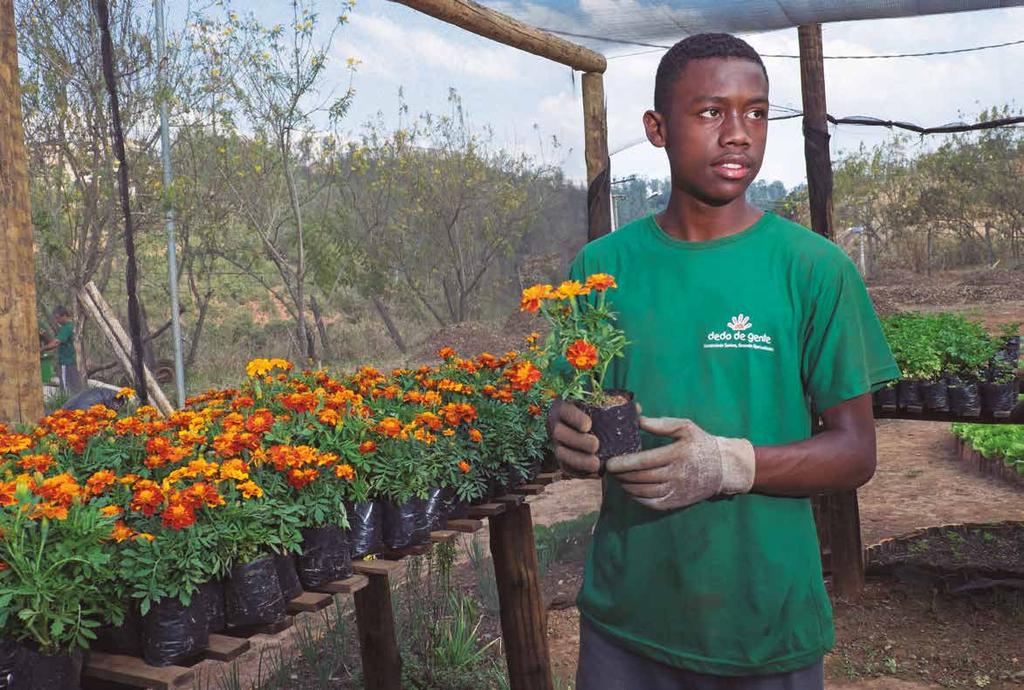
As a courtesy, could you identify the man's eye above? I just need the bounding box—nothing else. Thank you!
[699,108,720,118]
[747,109,766,120]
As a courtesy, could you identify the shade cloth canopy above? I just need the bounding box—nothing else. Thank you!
[484,0,1024,52]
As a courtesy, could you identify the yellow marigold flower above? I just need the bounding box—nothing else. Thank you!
[116,387,136,400]
[238,480,264,499]
[334,464,355,481]
[525,332,540,345]
[136,532,156,542]
[100,505,123,517]
[554,280,590,300]
[220,459,250,482]
[30,502,68,521]
[584,273,617,291]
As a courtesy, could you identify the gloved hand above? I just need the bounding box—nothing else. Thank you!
[547,398,600,477]
[605,416,755,510]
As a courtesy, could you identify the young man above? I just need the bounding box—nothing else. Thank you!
[42,306,82,394]
[549,34,900,689]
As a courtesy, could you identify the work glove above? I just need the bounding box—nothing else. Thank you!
[547,398,600,477]
[605,416,755,510]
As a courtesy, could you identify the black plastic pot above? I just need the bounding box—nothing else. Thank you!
[142,594,209,667]
[921,380,950,412]
[999,335,1021,365]
[873,385,897,410]
[948,378,982,417]
[92,601,143,657]
[382,498,429,550]
[198,579,226,634]
[297,525,353,588]
[4,643,82,690]
[896,379,923,411]
[272,552,303,601]
[348,500,385,559]
[981,381,1019,415]
[575,390,641,474]
[225,555,286,628]
[424,487,452,532]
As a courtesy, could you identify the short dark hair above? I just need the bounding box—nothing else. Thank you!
[54,305,70,318]
[654,33,768,115]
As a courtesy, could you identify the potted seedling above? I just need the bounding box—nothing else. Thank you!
[521,274,638,472]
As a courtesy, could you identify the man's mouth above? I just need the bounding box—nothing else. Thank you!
[711,161,751,180]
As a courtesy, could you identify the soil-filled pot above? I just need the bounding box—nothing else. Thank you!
[272,553,303,602]
[92,601,143,657]
[873,385,897,409]
[142,594,209,667]
[1000,335,1021,365]
[981,380,1019,415]
[296,525,352,588]
[575,390,641,473]
[948,378,982,417]
[382,498,428,550]
[4,642,83,690]
[896,379,923,410]
[445,495,469,521]
[424,486,453,532]
[921,380,950,412]
[348,500,385,559]
[198,579,226,633]
[225,555,286,628]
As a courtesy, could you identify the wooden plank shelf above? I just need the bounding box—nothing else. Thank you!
[534,472,561,485]
[430,529,460,543]
[83,652,194,690]
[467,502,506,519]
[312,573,369,595]
[205,633,251,662]
[221,615,293,638]
[353,559,403,577]
[447,518,484,533]
[380,542,432,560]
[511,484,545,495]
[286,591,335,614]
[496,494,527,506]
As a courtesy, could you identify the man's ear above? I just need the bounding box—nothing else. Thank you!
[643,110,667,149]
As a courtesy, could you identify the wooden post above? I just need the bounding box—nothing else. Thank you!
[353,563,402,690]
[582,72,611,241]
[798,23,834,240]
[799,24,863,596]
[489,501,553,690]
[0,0,44,425]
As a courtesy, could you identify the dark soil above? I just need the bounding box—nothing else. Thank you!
[868,522,1024,579]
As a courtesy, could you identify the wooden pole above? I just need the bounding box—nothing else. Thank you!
[489,501,553,690]
[353,563,402,690]
[582,72,611,241]
[798,23,834,240]
[0,0,44,425]
[799,24,863,596]
[389,0,605,73]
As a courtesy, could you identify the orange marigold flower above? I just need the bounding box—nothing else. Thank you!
[116,387,136,400]
[17,453,54,474]
[131,486,165,517]
[437,347,457,360]
[415,412,443,431]
[504,361,542,392]
[162,502,196,530]
[220,458,250,481]
[358,440,377,454]
[520,284,555,312]
[584,273,617,291]
[0,480,18,507]
[287,468,318,490]
[477,353,500,369]
[34,473,82,507]
[334,464,356,481]
[318,408,341,426]
[442,428,455,437]
[86,470,118,496]
[245,409,275,434]
[111,521,135,542]
[136,532,156,542]
[566,340,599,370]
[528,403,543,417]
[554,280,590,300]
[231,396,256,410]
[0,433,33,455]
[279,392,318,414]
[458,460,471,474]
[468,428,482,443]
[238,480,264,499]
[376,417,403,438]
[100,505,123,517]
[525,332,541,345]
[30,501,68,521]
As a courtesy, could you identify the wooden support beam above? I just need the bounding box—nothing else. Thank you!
[0,0,44,425]
[389,0,605,73]
[798,23,834,240]
[353,564,402,690]
[489,501,553,690]
[582,72,611,240]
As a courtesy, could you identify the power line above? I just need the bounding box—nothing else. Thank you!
[539,29,1024,61]
[768,112,1024,133]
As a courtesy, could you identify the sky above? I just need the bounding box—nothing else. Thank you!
[176,1,1024,190]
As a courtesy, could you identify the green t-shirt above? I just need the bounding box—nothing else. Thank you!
[56,322,76,366]
[570,213,899,676]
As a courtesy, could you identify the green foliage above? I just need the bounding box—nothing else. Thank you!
[952,424,1024,470]
[881,312,1004,379]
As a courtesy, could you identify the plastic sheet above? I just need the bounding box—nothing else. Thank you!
[142,595,209,667]
[198,580,227,633]
[61,386,121,412]
[296,526,352,588]
[948,380,982,417]
[382,499,428,550]
[272,553,303,601]
[873,386,897,408]
[0,639,18,690]
[896,379,923,410]
[92,602,143,656]
[981,381,1019,415]
[424,487,452,532]
[921,381,949,412]
[576,390,641,473]
[224,556,286,628]
[348,501,385,559]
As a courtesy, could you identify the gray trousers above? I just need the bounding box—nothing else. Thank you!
[576,618,824,690]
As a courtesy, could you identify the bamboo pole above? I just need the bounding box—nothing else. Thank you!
[0,0,44,425]
[389,0,605,73]
[80,283,174,416]
[582,72,611,240]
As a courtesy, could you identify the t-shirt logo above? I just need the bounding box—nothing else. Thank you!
[704,314,775,353]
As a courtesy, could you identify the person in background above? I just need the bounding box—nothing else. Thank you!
[42,306,82,395]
